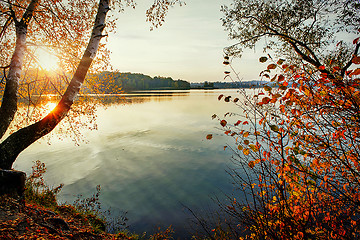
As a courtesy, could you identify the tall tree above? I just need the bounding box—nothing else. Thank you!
[0,0,183,170]
[207,0,360,238]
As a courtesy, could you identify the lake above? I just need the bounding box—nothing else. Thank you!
[14,89,245,238]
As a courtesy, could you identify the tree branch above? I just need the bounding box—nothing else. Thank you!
[0,0,40,140]
[0,0,110,169]
[341,42,360,77]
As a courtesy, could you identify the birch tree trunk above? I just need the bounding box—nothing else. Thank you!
[0,0,110,169]
[0,0,40,140]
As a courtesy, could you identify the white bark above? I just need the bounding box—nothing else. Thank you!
[0,0,40,140]
[0,0,110,169]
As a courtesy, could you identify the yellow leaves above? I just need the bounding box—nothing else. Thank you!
[319,90,327,96]
[264,85,272,92]
[243,148,250,156]
[249,144,259,152]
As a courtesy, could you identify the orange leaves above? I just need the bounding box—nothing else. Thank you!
[261,97,271,104]
[248,160,255,168]
[259,117,266,125]
[220,120,227,127]
[352,55,360,64]
[350,68,360,76]
[243,148,250,156]
[217,52,360,239]
[280,105,285,113]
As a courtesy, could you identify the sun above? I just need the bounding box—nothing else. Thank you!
[44,102,57,113]
[36,48,59,71]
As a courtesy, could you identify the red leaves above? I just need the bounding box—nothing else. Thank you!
[218,94,232,102]
[220,120,227,127]
[353,37,359,45]
[278,75,285,82]
[350,68,360,76]
[319,65,326,71]
[206,134,213,140]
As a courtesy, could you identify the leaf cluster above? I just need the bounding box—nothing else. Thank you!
[208,39,360,238]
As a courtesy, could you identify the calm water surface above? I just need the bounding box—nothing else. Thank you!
[15,89,245,237]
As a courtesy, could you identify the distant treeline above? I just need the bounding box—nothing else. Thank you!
[190,81,264,89]
[91,72,190,92]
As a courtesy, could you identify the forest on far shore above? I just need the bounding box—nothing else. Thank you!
[90,71,191,92]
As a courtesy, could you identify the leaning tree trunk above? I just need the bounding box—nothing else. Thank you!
[0,0,40,140]
[0,0,110,170]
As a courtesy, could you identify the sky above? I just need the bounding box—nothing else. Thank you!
[107,0,265,83]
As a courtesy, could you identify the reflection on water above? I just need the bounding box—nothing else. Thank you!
[15,89,246,238]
